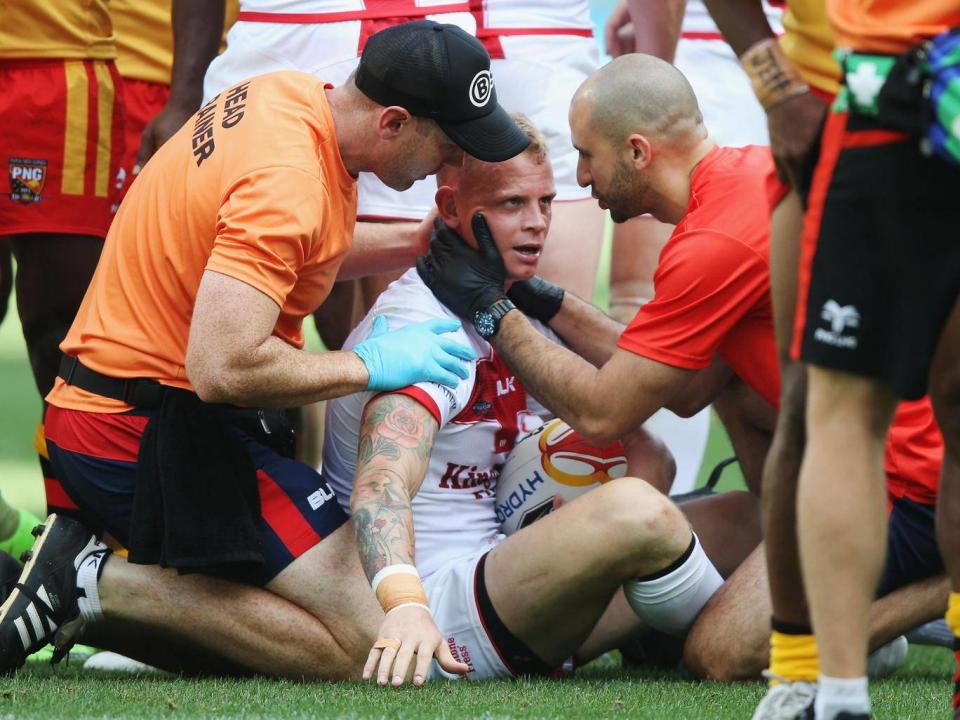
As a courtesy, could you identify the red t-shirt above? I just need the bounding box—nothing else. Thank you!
[619,146,786,406]
[617,145,941,506]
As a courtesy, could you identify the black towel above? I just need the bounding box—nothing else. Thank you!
[128,388,265,584]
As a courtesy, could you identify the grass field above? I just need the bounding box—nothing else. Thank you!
[0,647,953,719]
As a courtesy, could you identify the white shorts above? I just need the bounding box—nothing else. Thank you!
[204,19,597,219]
[674,39,769,148]
[424,545,515,682]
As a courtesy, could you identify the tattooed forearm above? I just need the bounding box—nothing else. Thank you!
[351,394,439,581]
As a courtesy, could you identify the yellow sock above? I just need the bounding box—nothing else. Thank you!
[769,629,819,685]
[946,592,960,638]
[33,422,48,460]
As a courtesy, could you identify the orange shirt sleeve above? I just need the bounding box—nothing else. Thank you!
[207,166,324,307]
[617,230,769,369]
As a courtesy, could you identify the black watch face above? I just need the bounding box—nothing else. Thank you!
[474,311,496,338]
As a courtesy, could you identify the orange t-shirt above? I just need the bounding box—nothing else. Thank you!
[829,0,960,54]
[48,71,358,413]
[114,0,239,84]
[0,0,115,60]
[781,0,841,96]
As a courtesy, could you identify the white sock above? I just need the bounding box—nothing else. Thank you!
[622,533,723,636]
[814,675,871,719]
[75,548,109,623]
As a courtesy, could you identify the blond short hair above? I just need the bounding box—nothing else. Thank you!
[509,112,549,163]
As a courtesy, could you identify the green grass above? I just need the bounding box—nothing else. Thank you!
[0,648,952,719]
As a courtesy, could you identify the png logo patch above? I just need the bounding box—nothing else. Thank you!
[9,157,47,204]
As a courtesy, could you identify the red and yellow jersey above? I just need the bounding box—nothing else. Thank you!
[781,0,841,96]
[114,0,239,84]
[48,72,358,413]
[828,0,960,55]
[0,0,115,60]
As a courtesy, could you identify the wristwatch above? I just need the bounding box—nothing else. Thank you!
[473,297,516,339]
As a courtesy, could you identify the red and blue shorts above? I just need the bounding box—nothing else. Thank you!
[43,405,347,583]
[0,59,126,238]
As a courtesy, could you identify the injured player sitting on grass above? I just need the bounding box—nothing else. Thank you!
[323,114,762,686]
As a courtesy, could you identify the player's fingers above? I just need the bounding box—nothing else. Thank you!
[376,645,398,686]
[363,647,381,681]
[413,641,435,686]
[391,642,416,687]
[135,132,155,175]
[434,638,471,676]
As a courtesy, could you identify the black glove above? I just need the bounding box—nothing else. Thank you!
[508,276,565,324]
[417,213,507,320]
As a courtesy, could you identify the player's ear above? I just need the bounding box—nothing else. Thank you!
[378,106,413,139]
[434,186,460,229]
[627,133,652,170]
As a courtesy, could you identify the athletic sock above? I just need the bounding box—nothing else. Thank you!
[945,592,960,714]
[813,675,870,719]
[768,617,819,685]
[622,533,723,636]
[76,547,111,623]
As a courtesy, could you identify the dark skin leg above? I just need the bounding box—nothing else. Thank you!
[929,296,960,594]
[762,360,810,625]
[10,233,104,397]
[763,191,812,626]
[0,241,11,327]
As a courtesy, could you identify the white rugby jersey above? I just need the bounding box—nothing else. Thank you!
[681,0,782,37]
[237,0,591,32]
[323,269,557,578]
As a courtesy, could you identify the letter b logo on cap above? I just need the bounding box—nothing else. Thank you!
[469,70,493,108]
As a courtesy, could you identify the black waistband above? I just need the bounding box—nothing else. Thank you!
[58,354,166,409]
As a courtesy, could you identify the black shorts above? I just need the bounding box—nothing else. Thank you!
[44,405,348,584]
[877,496,943,597]
[794,109,960,399]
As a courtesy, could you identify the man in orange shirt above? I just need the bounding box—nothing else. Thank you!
[791,3,960,717]
[0,22,530,677]
[0,1,127,557]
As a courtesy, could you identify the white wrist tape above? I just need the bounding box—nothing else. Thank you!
[385,602,432,616]
[371,563,420,594]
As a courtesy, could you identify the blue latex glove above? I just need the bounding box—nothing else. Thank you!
[353,316,476,391]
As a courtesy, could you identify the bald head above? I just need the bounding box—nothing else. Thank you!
[572,54,704,148]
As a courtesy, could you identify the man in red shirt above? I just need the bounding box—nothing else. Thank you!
[417,52,946,676]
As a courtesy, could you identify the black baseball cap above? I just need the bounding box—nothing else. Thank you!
[355,20,530,163]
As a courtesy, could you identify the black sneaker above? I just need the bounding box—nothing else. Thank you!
[0,514,108,673]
